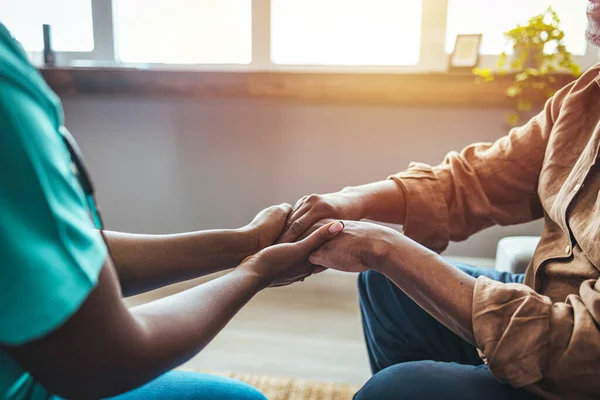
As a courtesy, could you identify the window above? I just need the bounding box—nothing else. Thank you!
[0,0,596,71]
[271,0,422,66]
[113,0,252,64]
[0,0,94,52]
[446,0,589,55]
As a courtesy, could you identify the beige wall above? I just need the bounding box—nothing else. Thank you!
[63,95,543,259]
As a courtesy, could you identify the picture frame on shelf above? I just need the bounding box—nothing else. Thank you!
[449,34,482,72]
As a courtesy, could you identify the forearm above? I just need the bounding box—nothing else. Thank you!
[347,180,407,224]
[375,237,475,344]
[7,261,266,399]
[73,267,263,398]
[116,268,263,392]
[105,229,255,296]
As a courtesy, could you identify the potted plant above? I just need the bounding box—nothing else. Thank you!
[474,7,581,126]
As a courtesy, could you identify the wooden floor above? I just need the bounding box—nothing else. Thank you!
[125,257,493,386]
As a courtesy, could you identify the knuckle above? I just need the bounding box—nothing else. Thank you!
[306,194,320,204]
[290,219,305,233]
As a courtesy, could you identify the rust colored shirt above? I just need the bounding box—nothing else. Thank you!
[390,64,600,400]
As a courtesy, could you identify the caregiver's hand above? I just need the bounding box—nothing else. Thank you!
[278,189,365,243]
[307,220,406,273]
[243,203,293,252]
[239,221,345,287]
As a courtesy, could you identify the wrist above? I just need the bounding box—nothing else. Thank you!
[370,231,441,275]
[234,227,260,260]
[366,229,409,274]
[366,234,396,273]
[236,257,273,290]
[340,186,370,220]
[351,180,407,224]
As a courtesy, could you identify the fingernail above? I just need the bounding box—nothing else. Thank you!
[329,221,344,234]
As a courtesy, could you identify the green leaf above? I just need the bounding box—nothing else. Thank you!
[516,72,529,82]
[473,68,495,82]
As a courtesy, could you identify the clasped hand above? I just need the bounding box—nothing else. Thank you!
[239,192,406,287]
[238,204,345,288]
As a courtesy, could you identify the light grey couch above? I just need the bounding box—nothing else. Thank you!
[495,236,541,274]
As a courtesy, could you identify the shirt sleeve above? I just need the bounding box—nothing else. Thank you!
[0,80,107,345]
[473,276,600,397]
[388,82,575,253]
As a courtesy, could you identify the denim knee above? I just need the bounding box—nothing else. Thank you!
[354,361,439,400]
[358,270,394,303]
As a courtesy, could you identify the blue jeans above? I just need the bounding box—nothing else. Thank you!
[53,370,266,400]
[355,263,543,400]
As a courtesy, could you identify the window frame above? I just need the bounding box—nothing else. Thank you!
[25,0,114,65]
[25,0,600,72]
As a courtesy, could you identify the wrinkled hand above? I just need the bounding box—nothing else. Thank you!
[308,220,401,273]
[278,190,365,243]
[243,204,293,252]
[240,221,345,287]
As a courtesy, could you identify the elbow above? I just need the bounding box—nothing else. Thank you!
[40,366,149,400]
[36,337,158,398]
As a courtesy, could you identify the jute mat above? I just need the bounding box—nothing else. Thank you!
[185,370,360,400]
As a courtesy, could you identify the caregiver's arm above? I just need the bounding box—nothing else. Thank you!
[105,204,292,296]
[6,222,343,400]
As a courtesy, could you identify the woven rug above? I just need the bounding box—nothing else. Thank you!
[186,370,360,400]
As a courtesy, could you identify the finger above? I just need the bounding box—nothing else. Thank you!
[295,221,344,253]
[277,197,308,244]
[286,196,309,226]
[270,203,294,237]
[279,207,312,243]
[293,195,308,211]
[311,265,327,274]
[286,204,308,230]
[278,203,293,216]
[276,203,293,225]
[253,203,292,224]
[308,245,330,267]
[279,212,320,244]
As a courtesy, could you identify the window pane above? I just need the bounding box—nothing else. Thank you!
[114,0,251,64]
[446,0,588,55]
[0,0,93,51]
[271,0,422,66]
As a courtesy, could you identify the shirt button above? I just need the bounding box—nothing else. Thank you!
[565,245,571,254]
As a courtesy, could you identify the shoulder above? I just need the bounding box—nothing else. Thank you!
[548,64,600,121]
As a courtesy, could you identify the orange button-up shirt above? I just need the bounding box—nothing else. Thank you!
[390,64,600,400]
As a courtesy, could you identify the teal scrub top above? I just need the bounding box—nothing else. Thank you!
[0,25,107,399]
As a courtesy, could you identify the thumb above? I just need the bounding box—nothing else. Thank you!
[295,221,344,253]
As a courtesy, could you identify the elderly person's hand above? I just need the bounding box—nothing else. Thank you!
[278,181,408,244]
[277,190,368,244]
[304,220,402,273]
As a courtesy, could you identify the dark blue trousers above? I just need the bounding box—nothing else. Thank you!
[355,263,543,400]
